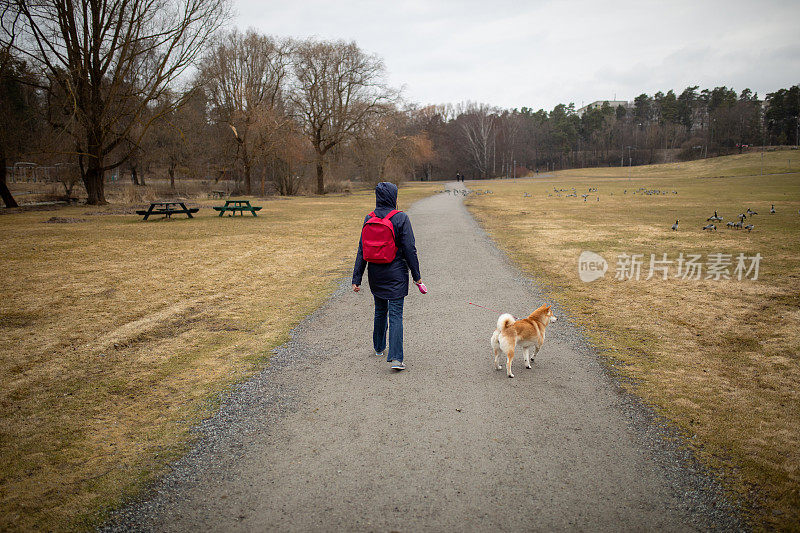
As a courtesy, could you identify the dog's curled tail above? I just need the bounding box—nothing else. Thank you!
[497,313,515,331]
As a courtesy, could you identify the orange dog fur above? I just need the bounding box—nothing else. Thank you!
[490,305,557,378]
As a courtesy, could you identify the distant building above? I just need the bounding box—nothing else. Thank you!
[576,100,630,117]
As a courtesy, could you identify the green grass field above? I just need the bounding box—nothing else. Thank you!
[466,151,800,529]
[0,183,439,531]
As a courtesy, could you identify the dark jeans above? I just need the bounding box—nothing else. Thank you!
[373,295,404,362]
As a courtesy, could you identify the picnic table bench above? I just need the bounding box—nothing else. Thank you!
[136,202,199,220]
[213,199,262,217]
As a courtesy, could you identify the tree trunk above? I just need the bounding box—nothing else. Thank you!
[130,165,139,186]
[244,163,252,195]
[169,165,175,188]
[84,159,107,205]
[0,153,19,208]
[379,156,388,182]
[316,156,325,195]
[271,160,280,195]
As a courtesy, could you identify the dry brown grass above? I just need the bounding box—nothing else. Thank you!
[466,153,800,529]
[0,183,438,531]
[555,148,800,179]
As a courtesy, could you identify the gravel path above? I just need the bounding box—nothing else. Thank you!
[105,183,743,531]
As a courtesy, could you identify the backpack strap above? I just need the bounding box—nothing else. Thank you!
[366,209,401,221]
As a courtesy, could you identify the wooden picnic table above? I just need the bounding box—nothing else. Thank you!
[136,201,199,220]
[213,199,262,217]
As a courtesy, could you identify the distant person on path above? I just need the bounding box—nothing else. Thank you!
[352,182,422,371]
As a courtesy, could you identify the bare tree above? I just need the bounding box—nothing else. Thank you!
[495,110,521,176]
[352,111,433,184]
[138,86,211,190]
[201,30,291,195]
[148,97,183,189]
[0,47,22,207]
[290,39,396,194]
[0,6,26,207]
[268,122,307,195]
[1,0,230,204]
[459,103,496,178]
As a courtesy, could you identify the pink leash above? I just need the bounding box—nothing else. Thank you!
[468,302,515,320]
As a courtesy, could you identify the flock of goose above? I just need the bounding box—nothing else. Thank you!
[441,185,793,236]
[521,186,789,234]
[625,187,679,196]
[697,205,778,232]
[547,187,600,201]
[441,189,492,197]
[542,186,679,202]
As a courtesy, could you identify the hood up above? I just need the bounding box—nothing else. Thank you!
[375,182,398,210]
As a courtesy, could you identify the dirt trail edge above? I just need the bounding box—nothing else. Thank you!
[105,184,743,532]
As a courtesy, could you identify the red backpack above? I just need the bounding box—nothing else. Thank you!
[361,209,400,263]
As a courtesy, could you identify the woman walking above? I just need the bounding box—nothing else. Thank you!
[352,182,423,371]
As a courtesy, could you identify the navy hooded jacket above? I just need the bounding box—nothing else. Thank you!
[352,182,421,299]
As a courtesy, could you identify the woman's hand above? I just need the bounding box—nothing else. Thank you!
[352,284,360,292]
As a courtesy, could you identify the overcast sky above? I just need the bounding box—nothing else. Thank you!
[235,0,800,111]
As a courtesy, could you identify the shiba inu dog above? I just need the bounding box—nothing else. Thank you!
[490,305,557,378]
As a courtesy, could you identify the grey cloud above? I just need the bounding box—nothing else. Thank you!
[235,0,800,109]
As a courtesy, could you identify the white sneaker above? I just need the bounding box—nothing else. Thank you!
[390,360,405,371]
[375,351,384,357]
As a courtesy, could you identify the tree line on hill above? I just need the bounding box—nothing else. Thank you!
[1,0,799,206]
